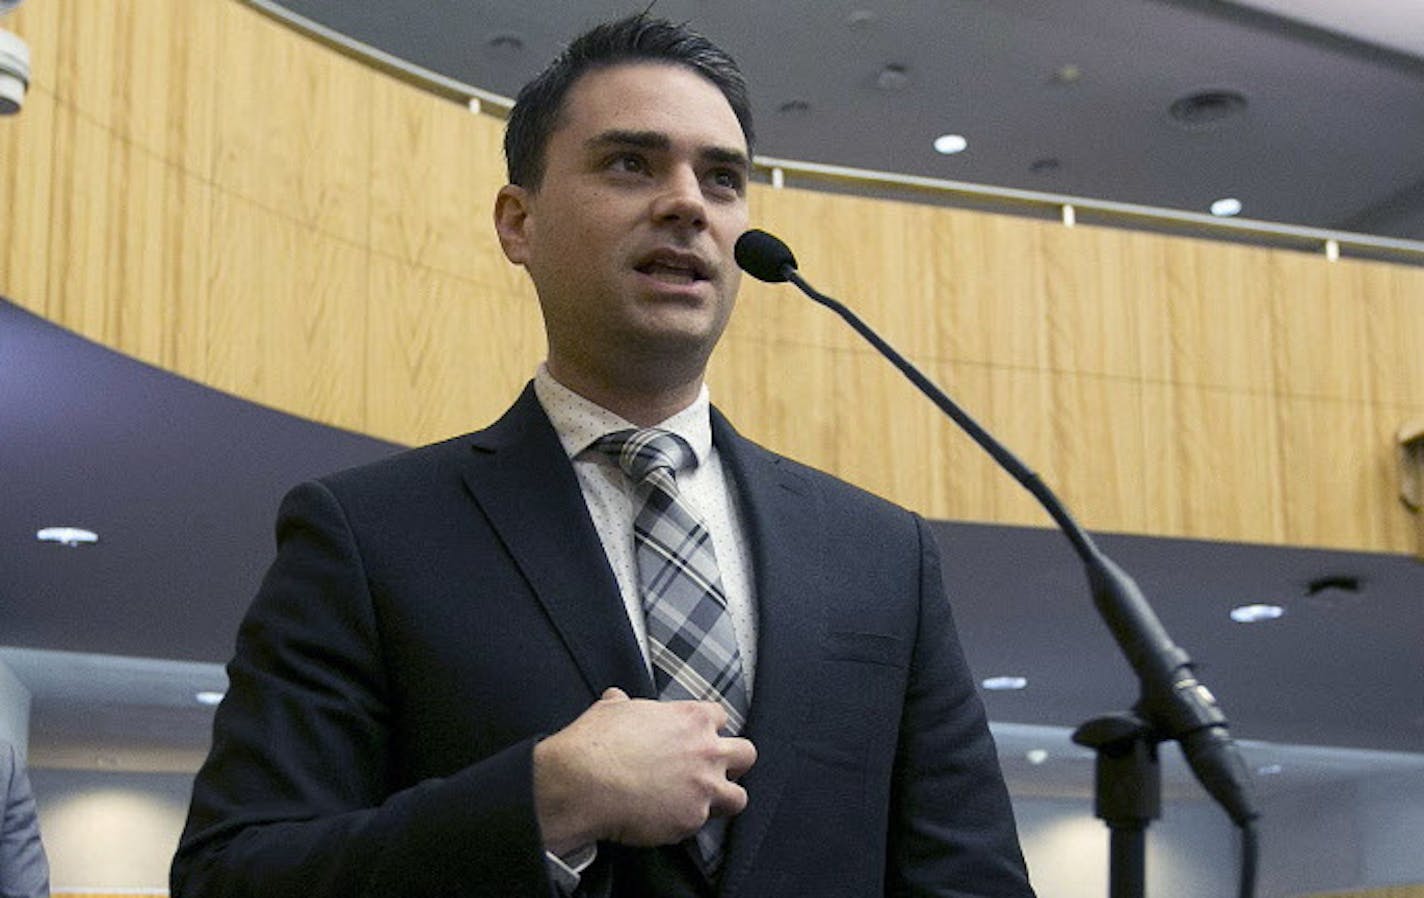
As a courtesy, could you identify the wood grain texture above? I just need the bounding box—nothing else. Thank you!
[211,3,372,247]
[1303,886,1424,898]
[3,0,1422,552]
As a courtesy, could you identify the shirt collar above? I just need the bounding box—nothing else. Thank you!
[533,363,713,468]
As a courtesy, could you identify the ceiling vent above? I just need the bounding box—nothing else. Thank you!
[1168,90,1248,128]
[487,33,525,54]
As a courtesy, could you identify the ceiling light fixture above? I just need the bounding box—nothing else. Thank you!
[933,134,968,155]
[846,9,878,29]
[195,691,226,706]
[876,64,911,93]
[1229,603,1284,623]
[1210,197,1243,217]
[486,33,524,54]
[36,526,99,547]
[0,26,30,116]
[1025,749,1050,765]
[1305,575,1360,597]
[1302,574,1364,610]
[1168,89,1248,129]
[982,675,1028,691]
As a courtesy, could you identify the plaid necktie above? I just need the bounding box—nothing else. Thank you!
[593,427,749,873]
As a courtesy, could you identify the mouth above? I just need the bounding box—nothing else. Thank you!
[634,250,712,286]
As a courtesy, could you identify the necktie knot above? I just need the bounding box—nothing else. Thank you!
[593,428,694,485]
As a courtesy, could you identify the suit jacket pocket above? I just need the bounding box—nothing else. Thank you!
[822,629,904,668]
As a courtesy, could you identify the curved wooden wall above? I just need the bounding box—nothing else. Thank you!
[3,0,1422,553]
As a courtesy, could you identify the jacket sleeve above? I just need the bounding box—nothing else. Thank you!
[1,742,51,898]
[885,517,1037,897]
[170,480,554,898]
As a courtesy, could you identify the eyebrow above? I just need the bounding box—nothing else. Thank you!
[586,129,751,172]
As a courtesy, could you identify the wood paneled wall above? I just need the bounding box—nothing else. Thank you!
[1305,887,1424,898]
[3,0,1422,552]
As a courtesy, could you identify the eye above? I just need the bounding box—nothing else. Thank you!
[706,167,746,196]
[607,152,649,175]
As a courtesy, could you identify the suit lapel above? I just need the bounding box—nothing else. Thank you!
[710,411,826,898]
[459,385,655,700]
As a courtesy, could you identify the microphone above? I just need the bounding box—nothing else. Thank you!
[734,229,797,282]
[733,227,1260,831]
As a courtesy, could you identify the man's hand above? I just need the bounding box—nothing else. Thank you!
[533,687,757,855]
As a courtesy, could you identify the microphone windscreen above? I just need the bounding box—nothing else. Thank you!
[735,229,798,282]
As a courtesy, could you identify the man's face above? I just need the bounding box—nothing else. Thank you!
[495,62,751,395]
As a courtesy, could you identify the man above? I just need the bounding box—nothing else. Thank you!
[172,15,1035,898]
[2,739,50,898]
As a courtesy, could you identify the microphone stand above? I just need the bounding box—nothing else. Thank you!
[767,260,1259,898]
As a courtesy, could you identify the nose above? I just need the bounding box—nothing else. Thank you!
[650,165,708,230]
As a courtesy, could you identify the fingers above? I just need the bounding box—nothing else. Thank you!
[703,700,730,734]
[721,736,757,780]
[709,778,749,818]
[707,735,755,819]
[545,691,759,846]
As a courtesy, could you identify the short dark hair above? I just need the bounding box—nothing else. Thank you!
[503,14,755,190]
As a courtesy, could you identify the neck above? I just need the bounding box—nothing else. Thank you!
[546,358,704,427]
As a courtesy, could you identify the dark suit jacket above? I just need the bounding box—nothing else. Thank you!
[172,385,1034,898]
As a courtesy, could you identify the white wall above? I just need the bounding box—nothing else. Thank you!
[1355,771,1424,889]
[29,768,191,894]
[1257,778,1364,897]
[1011,796,1237,898]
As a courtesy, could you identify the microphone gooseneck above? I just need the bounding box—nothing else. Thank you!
[736,227,1259,897]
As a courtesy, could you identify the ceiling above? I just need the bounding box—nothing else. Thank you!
[4,0,1424,809]
[262,0,1424,243]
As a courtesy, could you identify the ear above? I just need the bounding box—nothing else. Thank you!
[493,184,533,265]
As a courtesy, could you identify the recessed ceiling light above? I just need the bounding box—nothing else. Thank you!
[1168,90,1248,128]
[876,64,911,93]
[982,675,1028,691]
[195,691,226,706]
[1230,603,1284,623]
[1305,575,1361,597]
[1025,749,1050,765]
[36,526,99,547]
[1210,197,1243,217]
[486,33,524,54]
[846,9,878,29]
[933,134,968,155]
